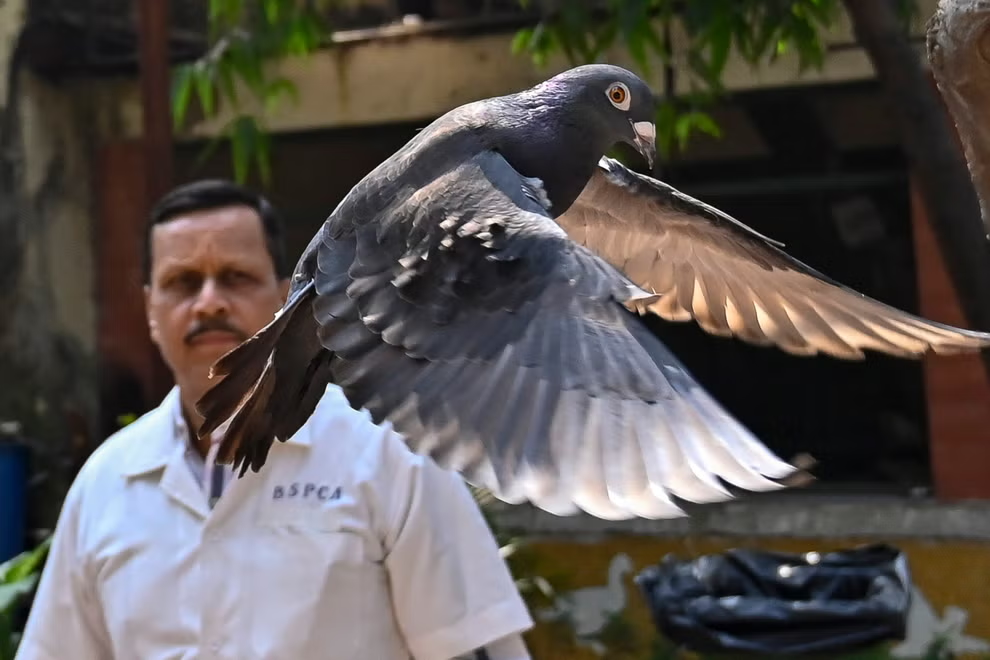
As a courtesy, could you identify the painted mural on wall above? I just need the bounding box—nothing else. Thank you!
[520,535,990,660]
[891,587,990,658]
[535,552,636,656]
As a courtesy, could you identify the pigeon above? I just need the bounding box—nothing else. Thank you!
[197,64,990,520]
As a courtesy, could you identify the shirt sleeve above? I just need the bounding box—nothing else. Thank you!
[470,632,531,660]
[378,431,534,660]
[15,476,112,660]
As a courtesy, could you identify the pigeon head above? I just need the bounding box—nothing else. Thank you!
[493,64,660,215]
[539,64,658,170]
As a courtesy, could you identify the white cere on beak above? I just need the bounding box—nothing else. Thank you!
[633,121,656,144]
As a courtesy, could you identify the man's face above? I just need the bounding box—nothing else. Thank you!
[145,205,288,407]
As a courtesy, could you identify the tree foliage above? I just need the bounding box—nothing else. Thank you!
[515,0,839,156]
[172,0,917,184]
[172,0,333,184]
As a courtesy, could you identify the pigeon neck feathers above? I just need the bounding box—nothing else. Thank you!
[487,88,612,217]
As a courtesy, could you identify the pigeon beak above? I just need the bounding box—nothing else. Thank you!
[631,121,656,170]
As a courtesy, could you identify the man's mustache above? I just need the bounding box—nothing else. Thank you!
[184,318,248,345]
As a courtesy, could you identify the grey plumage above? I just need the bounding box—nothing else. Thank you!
[197,64,990,520]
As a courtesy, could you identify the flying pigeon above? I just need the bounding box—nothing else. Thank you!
[197,64,990,520]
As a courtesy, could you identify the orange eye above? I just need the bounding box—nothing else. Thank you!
[607,83,630,109]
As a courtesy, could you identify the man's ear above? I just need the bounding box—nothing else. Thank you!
[144,284,160,346]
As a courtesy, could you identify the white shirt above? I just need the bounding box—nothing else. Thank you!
[16,385,533,660]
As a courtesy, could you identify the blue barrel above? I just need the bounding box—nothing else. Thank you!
[0,441,27,563]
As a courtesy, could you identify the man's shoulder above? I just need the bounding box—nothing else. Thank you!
[305,385,388,446]
[301,385,426,474]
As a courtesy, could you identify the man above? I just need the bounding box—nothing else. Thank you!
[16,180,534,660]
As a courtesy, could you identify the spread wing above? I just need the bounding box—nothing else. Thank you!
[308,149,801,520]
[556,157,990,359]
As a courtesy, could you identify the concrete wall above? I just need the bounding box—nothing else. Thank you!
[15,74,97,359]
[0,1,141,527]
[911,176,990,500]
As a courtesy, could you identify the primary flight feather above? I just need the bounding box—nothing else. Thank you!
[197,64,990,520]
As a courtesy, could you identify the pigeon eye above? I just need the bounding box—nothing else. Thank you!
[607,83,630,110]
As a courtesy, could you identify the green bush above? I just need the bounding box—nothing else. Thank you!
[0,537,50,660]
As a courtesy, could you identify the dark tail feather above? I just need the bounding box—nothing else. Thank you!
[197,281,314,438]
[196,280,334,475]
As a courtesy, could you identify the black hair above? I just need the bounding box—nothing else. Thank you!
[143,179,289,283]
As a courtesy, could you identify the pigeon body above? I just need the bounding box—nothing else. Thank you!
[198,64,990,520]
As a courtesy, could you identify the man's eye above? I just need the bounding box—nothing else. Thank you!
[225,271,255,285]
[165,273,200,291]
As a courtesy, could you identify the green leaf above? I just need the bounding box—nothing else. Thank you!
[193,132,226,172]
[0,536,50,585]
[194,66,216,116]
[218,64,240,109]
[655,100,678,158]
[529,22,546,52]
[674,110,721,149]
[170,64,195,128]
[207,0,224,22]
[229,115,255,184]
[706,10,733,78]
[224,115,273,186]
[618,1,650,72]
[0,612,14,660]
[689,111,722,139]
[511,27,534,55]
[0,536,50,644]
[116,413,137,427]
[254,125,273,187]
[263,77,299,115]
[262,0,279,25]
[0,576,39,615]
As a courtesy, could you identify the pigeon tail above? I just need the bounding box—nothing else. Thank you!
[197,279,333,476]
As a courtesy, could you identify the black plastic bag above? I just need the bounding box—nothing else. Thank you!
[634,543,912,656]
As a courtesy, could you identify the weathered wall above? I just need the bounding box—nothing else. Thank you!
[911,179,990,500]
[0,4,133,530]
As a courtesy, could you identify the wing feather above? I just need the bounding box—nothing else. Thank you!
[211,143,813,519]
[556,157,990,357]
[296,149,805,519]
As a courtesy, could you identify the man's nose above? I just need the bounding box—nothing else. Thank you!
[192,278,229,316]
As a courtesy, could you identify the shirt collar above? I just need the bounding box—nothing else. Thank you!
[119,385,312,479]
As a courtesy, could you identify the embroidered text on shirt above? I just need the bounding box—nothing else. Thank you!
[272,483,342,501]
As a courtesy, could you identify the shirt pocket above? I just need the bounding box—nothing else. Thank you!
[244,509,404,659]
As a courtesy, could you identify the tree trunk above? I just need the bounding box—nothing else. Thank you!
[927,0,990,236]
[842,0,990,381]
